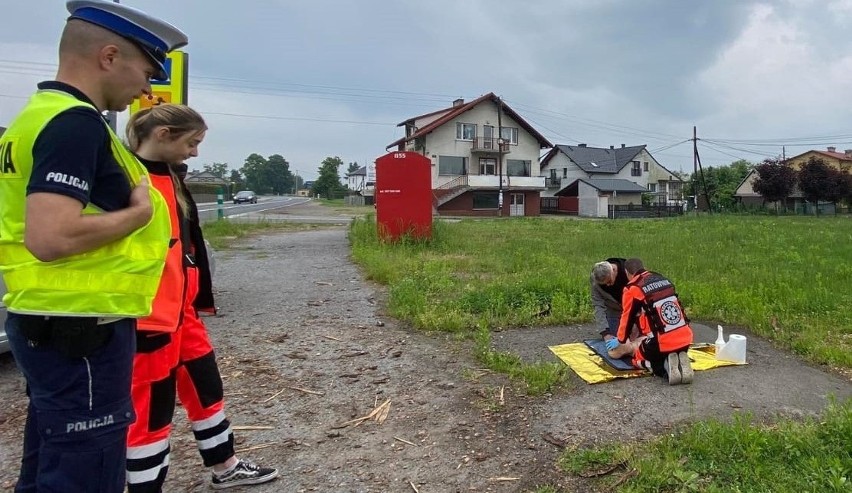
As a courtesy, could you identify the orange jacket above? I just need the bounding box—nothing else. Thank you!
[616,270,693,352]
[136,162,190,333]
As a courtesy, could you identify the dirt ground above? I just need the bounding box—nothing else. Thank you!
[0,202,850,492]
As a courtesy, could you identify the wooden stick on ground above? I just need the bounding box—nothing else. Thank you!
[287,385,324,396]
[262,388,287,403]
[394,436,416,446]
[333,399,391,429]
[408,481,420,492]
[322,335,343,342]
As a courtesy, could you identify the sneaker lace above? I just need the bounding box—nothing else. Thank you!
[238,459,261,473]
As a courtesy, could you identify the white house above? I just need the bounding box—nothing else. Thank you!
[346,165,367,192]
[387,93,553,216]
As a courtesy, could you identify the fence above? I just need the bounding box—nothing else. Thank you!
[608,204,685,219]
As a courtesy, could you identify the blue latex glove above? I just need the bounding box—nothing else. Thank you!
[605,338,620,351]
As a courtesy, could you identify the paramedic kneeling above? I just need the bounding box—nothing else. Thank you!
[605,258,694,385]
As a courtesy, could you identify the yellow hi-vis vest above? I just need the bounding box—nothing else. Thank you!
[0,89,170,317]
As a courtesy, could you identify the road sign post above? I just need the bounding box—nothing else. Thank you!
[217,187,224,220]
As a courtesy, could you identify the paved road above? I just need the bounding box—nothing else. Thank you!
[196,196,312,222]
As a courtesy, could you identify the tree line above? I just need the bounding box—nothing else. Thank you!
[683,156,851,214]
[198,155,362,198]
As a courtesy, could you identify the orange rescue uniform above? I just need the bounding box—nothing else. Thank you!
[616,269,693,375]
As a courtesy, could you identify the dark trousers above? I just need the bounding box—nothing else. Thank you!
[6,313,136,493]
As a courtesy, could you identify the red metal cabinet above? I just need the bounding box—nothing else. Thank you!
[374,152,432,241]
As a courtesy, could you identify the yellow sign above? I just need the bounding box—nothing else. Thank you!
[130,50,188,114]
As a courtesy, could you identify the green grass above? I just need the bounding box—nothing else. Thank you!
[201,218,328,249]
[472,325,569,395]
[315,198,345,207]
[349,215,852,370]
[314,198,374,216]
[557,400,852,493]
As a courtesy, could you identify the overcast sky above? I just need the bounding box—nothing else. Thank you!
[2,0,852,180]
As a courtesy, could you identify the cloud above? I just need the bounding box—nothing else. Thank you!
[3,0,852,176]
[694,3,852,141]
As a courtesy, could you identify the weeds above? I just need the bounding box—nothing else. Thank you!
[557,400,852,492]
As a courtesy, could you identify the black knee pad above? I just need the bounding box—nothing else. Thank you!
[183,351,224,409]
[149,371,177,431]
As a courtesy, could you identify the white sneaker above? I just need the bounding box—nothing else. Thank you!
[211,459,279,490]
[678,351,694,384]
[666,352,682,385]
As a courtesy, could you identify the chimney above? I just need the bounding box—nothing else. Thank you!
[827,146,836,153]
[452,98,464,107]
[578,143,587,147]
[621,144,626,148]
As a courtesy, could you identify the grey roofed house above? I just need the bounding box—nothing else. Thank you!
[183,170,228,185]
[347,166,366,177]
[549,144,647,174]
[555,178,649,196]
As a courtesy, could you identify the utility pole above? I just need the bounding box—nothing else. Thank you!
[497,95,503,217]
[105,0,120,132]
[692,126,711,213]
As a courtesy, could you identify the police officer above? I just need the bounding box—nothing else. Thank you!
[607,258,694,385]
[0,2,186,491]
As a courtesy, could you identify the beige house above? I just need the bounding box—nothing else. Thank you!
[786,146,852,172]
[540,144,684,204]
[735,146,852,210]
[387,93,552,217]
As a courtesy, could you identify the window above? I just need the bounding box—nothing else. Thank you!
[473,192,499,209]
[438,156,467,175]
[648,183,657,192]
[479,157,496,175]
[500,127,519,145]
[562,168,568,178]
[632,161,641,176]
[456,123,476,141]
[507,159,531,177]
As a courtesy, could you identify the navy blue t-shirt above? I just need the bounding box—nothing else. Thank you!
[27,81,131,212]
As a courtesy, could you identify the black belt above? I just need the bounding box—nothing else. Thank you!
[18,315,114,358]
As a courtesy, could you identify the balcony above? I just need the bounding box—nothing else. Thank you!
[468,175,545,189]
[471,137,510,154]
[545,177,562,188]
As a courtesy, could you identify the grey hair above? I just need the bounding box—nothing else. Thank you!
[592,261,613,284]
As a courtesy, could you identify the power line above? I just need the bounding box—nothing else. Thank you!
[650,139,691,154]
[3,57,852,153]
[203,111,395,126]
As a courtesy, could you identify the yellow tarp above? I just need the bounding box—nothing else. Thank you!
[549,343,745,384]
